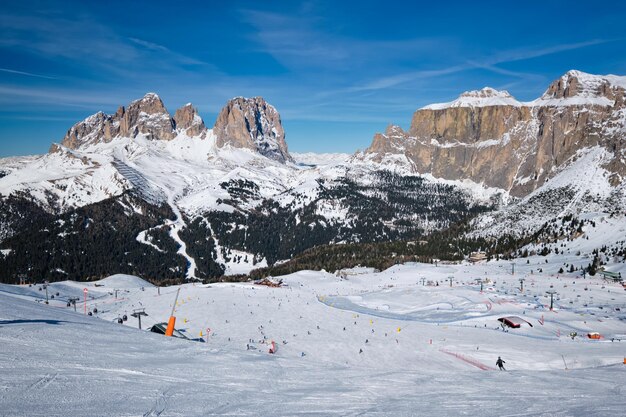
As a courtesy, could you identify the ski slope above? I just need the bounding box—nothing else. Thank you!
[1,260,625,416]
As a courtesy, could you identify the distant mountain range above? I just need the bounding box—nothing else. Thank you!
[1,70,624,283]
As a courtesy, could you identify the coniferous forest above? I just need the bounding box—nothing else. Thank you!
[0,171,529,284]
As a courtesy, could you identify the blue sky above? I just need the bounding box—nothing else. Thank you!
[1,1,626,157]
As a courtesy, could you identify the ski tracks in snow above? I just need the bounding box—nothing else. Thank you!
[143,389,171,417]
[163,193,197,280]
[27,372,59,390]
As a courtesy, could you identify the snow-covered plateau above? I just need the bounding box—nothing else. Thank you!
[1,259,625,416]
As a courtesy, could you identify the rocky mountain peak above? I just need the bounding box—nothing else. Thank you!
[363,70,626,197]
[55,94,292,163]
[58,110,116,150]
[539,70,626,104]
[129,92,167,112]
[119,93,175,140]
[59,93,176,149]
[383,124,407,137]
[365,124,412,156]
[213,97,292,163]
[173,103,206,138]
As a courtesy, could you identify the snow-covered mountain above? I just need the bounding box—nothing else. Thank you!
[361,70,626,197]
[1,71,625,283]
[0,94,497,282]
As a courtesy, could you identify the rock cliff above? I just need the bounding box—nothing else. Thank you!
[173,103,206,138]
[213,97,292,163]
[55,94,291,163]
[363,71,626,196]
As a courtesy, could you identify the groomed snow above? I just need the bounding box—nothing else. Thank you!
[93,274,155,288]
[1,258,625,416]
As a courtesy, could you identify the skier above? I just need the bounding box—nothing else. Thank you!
[496,356,506,370]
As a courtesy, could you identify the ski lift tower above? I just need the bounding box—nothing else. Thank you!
[546,290,557,311]
[475,278,484,293]
[67,297,79,312]
[519,278,526,292]
[420,277,426,286]
[131,308,148,330]
[43,281,49,304]
[447,276,454,287]
[511,262,515,275]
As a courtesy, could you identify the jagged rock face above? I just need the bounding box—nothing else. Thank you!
[118,93,176,141]
[173,104,206,138]
[542,70,620,102]
[365,71,626,196]
[59,111,119,149]
[213,97,292,163]
[56,94,291,164]
[59,93,178,150]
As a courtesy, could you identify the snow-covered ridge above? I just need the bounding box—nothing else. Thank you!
[291,152,351,166]
[531,70,626,107]
[557,70,626,93]
[423,87,522,110]
[422,70,626,110]
[474,145,624,238]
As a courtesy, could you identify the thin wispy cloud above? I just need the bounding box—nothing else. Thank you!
[239,9,349,67]
[0,10,217,80]
[341,65,469,93]
[342,39,611,93]
[0,85,136,109]
[491,39,613,64]
[0,114,78,122]
[239,9,445,72]
[238,7,610,103]
[0,68,58,80]
[127,37,212,67]
[0,12,139,63]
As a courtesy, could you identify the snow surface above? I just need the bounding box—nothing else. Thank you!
[2,70,625,279]
[291,152,351,167]
[1,259,625,416]
[475,145,625,239]
[93,274,155,288]
[423,71,626,110]
[423,87,523,110]
[0,134,371,276]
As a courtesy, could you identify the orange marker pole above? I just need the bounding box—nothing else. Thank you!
[165,288,181,337]
[165,316,176,337]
